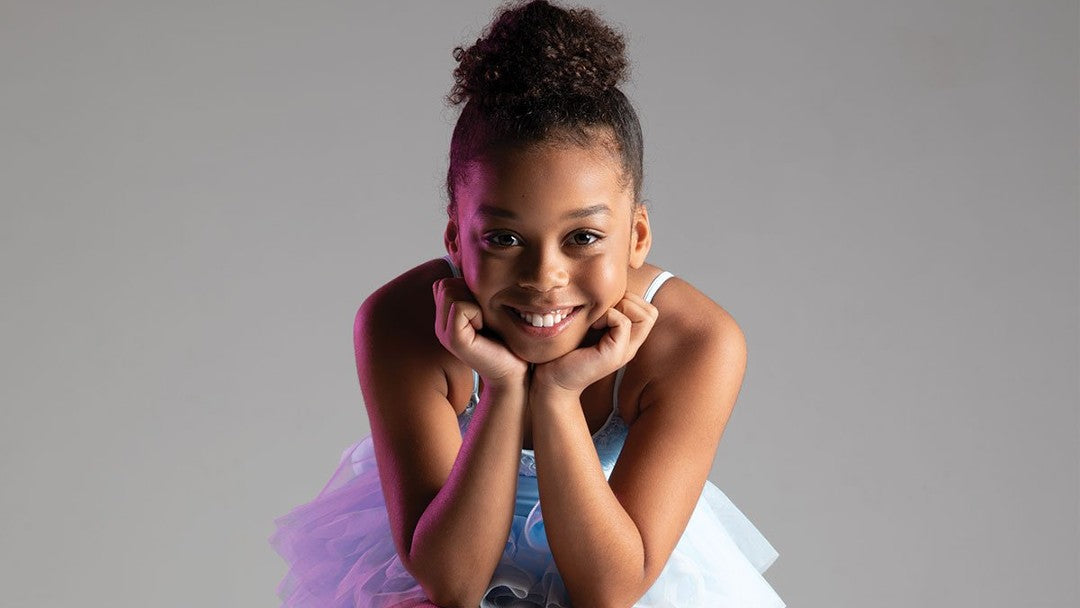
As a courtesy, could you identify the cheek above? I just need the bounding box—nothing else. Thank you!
[585,258,628,307]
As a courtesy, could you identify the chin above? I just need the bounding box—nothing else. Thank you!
[495,301,605,358]
[507,342,575,365]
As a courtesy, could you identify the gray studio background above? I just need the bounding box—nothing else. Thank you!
[1,1,1076,606]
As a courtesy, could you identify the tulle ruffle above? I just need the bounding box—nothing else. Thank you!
[270,434,785,607]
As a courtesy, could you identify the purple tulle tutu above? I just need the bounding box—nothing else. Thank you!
[270,433,784,607]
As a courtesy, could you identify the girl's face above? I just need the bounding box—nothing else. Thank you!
[445,139,651,364]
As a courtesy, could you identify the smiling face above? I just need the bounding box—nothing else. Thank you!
[445,135,651,364]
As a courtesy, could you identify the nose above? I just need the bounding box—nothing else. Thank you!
[517,245,569,292]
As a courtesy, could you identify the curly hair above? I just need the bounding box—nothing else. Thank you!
[444,0,644,217]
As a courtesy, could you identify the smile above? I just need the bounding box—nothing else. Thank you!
[512,307,574,327]
[504,305,582,337]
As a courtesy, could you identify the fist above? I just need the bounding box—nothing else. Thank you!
[432,277,529,385]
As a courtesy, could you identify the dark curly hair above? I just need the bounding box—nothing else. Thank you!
[444,0,644,217]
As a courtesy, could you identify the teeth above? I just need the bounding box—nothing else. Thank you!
[515,308,571,328]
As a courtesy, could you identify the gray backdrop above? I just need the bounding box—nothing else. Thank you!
[1,1,1076,606]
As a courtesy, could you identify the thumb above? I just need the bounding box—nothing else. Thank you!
[591,310,610,330]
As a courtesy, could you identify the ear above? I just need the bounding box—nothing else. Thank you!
[628,204,652,269]
[443,216,462,268]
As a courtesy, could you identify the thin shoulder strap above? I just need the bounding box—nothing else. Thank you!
[612,269,675,414]
[643,270,675,304]
[442,256,480,399]
[443,254,461,278]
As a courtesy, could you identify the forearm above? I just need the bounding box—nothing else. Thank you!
[530,387,646,608]
[409,379,528,606]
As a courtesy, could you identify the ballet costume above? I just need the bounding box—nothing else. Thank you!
[269,256,785,607]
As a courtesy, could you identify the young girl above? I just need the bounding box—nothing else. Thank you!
[271,1,784,606]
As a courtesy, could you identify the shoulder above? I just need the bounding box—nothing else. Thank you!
[354,258,468,402]
[630,271,747,415]
[355,257,450,339]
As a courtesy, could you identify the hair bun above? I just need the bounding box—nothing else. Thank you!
[448,0,628,110]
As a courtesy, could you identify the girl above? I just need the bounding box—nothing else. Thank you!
[271,1,784,606]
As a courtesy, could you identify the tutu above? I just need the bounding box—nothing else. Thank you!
[270,431,785,607]
[271,261,784,606]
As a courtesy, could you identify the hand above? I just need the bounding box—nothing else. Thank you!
[433,277,529,387]
[532,292,659,396]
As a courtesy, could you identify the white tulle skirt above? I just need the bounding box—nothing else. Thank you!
[270,434,785,607]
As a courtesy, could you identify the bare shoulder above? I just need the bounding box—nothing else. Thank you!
[356,257,448,345]
[355,257,469,406]
[629,271,748,414]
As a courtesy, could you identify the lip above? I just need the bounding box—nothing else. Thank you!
[506,304,579,315]
[504,305,582,338]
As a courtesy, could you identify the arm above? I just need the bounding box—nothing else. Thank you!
[355,292,527,607]
[528,386,643,608]
[409,380,528,607]
[530,313,747,608]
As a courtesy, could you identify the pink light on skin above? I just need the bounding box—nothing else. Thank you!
[445,135,651,365]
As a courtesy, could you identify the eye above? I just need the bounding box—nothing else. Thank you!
[569,231,602,246]
[483,232,521,248]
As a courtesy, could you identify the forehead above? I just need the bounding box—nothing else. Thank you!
[456,143,631,219]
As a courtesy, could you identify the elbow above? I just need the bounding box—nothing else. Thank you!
[594,588,647,608]
[423,590,486,608]
[422,565,490,608]
[420,581,486,608]
[405,555,488,608]
[586,591,638,608]
[575,567,649,608]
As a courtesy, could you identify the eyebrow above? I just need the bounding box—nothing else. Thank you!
[475,203,612,221]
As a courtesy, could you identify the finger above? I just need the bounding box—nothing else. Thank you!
[445,301,480,354]
[590,313,607,330]
[440,301,470,354]
[619,291,650,306]
[597,307,633,352]
[617,298,656,326]
[440,277,476,301]
[590,307,624,331]
[432,279,451,335]
[613,298,658,355]
[450,299,483,334]
[433,278,479,336]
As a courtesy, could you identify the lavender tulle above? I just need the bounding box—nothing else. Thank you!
[270,433,784,607]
